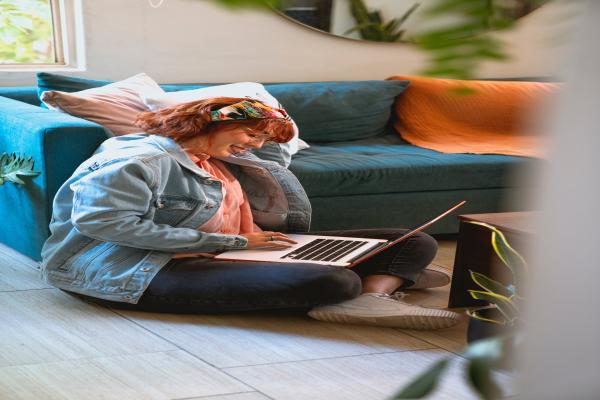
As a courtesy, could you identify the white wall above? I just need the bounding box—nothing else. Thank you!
[0,0,577,86]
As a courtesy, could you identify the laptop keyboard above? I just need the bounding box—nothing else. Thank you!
[280,239,369,262]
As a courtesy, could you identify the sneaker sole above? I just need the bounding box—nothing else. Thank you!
[308,309,459,330]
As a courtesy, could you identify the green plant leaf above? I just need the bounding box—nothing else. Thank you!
[466,309,506,325]
[391,358,451,399]
[461,336,505,363]
[467,221,528,291]
[0,153,40,186]
[493,231,527,269]
[467,358,503,399]
[461,336,516,396]
[469,290,518,323]
[344,22,380,35]
[396,2,420,26]
[368,10,382,25]
[469,270,513,297]
[384,18,401,34]
[345,0,416,42]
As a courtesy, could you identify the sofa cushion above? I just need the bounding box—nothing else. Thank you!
[289,133,536,198]
[266,80,410,143]
[37,73,410,143]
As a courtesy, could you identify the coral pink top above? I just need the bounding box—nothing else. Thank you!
[189,153,261,235]
[172,153,261,260]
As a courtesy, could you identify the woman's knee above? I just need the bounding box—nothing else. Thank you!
[407,232,438,266]
[311,267,362,303]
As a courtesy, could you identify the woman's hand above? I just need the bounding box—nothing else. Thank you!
[241,231,298,250]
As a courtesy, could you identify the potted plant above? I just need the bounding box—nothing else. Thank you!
[393,221,527,399]
[344,0,420,43]
[465,221,526,343]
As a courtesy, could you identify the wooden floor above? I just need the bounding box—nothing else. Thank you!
[0,239,493,400]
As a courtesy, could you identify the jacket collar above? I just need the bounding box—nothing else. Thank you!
[148,134,214,179]
[148,133,266,172]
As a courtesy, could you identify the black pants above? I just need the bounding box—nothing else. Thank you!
[87,229,437,313]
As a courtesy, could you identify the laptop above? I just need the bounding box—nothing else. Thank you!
[215,201,466,268]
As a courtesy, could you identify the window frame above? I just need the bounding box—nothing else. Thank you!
[0,0,85,72]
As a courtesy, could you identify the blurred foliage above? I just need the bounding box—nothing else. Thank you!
[0,0,55,64]
[345,0,420,43]
[413,0,550,79]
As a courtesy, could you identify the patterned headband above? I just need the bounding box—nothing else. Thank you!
[210,100,290,122]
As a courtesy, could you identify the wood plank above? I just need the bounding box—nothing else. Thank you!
[400,316,469,354]
[432,239,457,270]
[0,245,49,292]
[116,310,434,368]
[0,289,175,367]
[187,393,271,400]
[0,351,249,400]
[0,243,40,270]
[225,350,511,400]
[401,263,454,310]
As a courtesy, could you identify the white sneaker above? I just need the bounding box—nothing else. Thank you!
[408,266,452,290]
[308,293,460,330]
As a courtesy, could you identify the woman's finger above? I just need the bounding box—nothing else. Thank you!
[271,236,297,244]
[265,232,298,244]
[264,243,294,249]
[258,239,294,249]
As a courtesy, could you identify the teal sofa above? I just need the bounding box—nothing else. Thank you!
[0,76,534,261]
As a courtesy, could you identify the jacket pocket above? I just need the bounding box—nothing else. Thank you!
[153,194,202,226]
[86,246,149,287]
[51,241,116,282]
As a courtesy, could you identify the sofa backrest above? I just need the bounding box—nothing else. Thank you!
[0,87,40,106]
[35,73,410,143]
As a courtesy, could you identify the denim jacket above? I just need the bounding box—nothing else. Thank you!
[41,133,311,303]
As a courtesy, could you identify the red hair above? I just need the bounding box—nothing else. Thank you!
[135,97,295,143]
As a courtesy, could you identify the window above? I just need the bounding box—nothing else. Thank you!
[0,0,82,70]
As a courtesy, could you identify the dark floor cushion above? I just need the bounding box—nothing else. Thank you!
[290,134,537,198]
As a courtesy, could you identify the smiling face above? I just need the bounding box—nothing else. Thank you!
[181,123,272,158]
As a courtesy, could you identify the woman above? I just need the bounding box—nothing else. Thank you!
[41,97,459,330]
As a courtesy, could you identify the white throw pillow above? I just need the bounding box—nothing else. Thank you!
[142,82,310,165]
[143,82,276,111]
[41,73,166,135]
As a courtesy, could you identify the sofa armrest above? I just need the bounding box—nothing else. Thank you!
[0,97,111,260]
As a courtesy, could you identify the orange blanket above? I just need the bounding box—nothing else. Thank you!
[387,75,560,158]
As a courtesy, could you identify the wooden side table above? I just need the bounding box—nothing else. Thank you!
[448,212,536,308]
